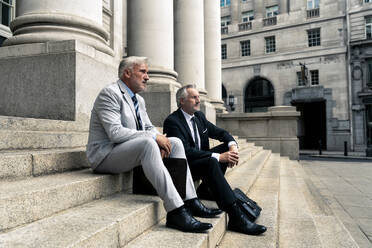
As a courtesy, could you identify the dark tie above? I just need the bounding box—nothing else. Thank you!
[191,117,200,150]
[132,95,143,130]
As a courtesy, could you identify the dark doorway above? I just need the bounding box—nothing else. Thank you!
[294,101,326,149]
[245,77,274,112]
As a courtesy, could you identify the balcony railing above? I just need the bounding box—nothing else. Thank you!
[307,8,320,18]
[263,16,277,27]
[238,22,252,31]
[221,26,228,34]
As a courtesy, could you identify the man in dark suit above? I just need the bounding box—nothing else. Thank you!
[163,84,267,235]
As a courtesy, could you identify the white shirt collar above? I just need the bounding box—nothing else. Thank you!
[180,108,195,123]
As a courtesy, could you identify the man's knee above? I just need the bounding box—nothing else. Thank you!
[142,137,159,152]
[169,137,182,147]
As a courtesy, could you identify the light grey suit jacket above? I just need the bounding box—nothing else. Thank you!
[86,80,159,169]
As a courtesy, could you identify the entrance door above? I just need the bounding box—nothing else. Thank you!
[295,101,326,149]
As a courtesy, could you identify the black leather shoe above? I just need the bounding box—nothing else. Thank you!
[166,205,213,233]
[227,202,267,235]
[185,198,223,218]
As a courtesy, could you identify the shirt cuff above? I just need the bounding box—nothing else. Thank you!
[228,141,238,148]
[211,153,220,162]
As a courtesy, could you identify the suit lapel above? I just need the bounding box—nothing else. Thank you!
[176,109,195,144]
[117,80,140,127]
[194,113,206,146]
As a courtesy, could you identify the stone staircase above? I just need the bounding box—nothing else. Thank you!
[0,117,361,247]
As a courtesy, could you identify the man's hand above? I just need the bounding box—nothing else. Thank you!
[156,134,171,157]
[160,148,168,159]
[227,145,239,168]
[219,150,239,168]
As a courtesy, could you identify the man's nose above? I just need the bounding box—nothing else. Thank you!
[144,74,149,80]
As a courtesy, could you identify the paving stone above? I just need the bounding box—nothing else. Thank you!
[344,206,372,219]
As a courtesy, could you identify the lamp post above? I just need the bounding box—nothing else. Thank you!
[228,94,235,112]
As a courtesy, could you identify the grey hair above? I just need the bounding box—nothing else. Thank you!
[118,56,148,78]
[176,84,197,108]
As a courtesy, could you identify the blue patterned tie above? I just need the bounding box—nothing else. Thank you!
[132,95,143,130]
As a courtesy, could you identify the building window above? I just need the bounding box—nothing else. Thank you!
[366,17,372,39]
[242,0,247,2]
[265,36,276,53]
[308,28,321,47]
[365,0,372,3]
[310,70,319,85]
[222,44,227,59]
[307,0,319,9]
[367,59,372,87]
[0,0,15,47]
[266,5,279,18]
[242,11,254,22]
[0,0,14,27]
[221,16,231,27]
[102,0,114,48]
[221,0,231,7]
[297,72,306,86]
[241,40,250,57]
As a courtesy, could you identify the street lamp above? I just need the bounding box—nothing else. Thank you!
[228,94,235,111]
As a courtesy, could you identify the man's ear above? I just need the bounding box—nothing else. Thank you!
[123,68,131,78]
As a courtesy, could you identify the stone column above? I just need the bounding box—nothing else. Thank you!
[174,0,205,90]
[127,0,181,126]
[174,0,218,122]
[3,0,112,55]
[204,0,225,113]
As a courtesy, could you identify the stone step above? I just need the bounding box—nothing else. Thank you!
[0,115,88,132]
[0,193,166,247]
[0,148,271,247]
[124,150,272,248]
[0,130,88,150]
[292,160,360,248]
[278,157,323,248]
[0,169,131,231]
[217,153,281,248]
[0,147,89,180]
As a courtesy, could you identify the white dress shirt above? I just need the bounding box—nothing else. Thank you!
[181,109,237,162]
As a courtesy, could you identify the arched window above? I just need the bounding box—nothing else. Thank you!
[245,77,274,112]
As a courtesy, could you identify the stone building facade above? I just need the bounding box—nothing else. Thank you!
[348,0,372,154]
[0,0,224,130]
[220,0,372,152]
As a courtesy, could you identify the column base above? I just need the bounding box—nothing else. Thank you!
[200,95,217,125]
[0,40,117,127]
[210,99,227,113]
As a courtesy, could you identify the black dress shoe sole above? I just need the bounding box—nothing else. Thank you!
[166,223,212,233]
[227,223,267,235]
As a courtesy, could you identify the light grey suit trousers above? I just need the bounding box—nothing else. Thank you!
[87,80,196,211]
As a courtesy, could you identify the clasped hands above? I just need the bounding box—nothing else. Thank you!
[219,145,239,168]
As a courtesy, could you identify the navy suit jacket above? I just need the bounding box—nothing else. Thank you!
[163,108,235,163]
